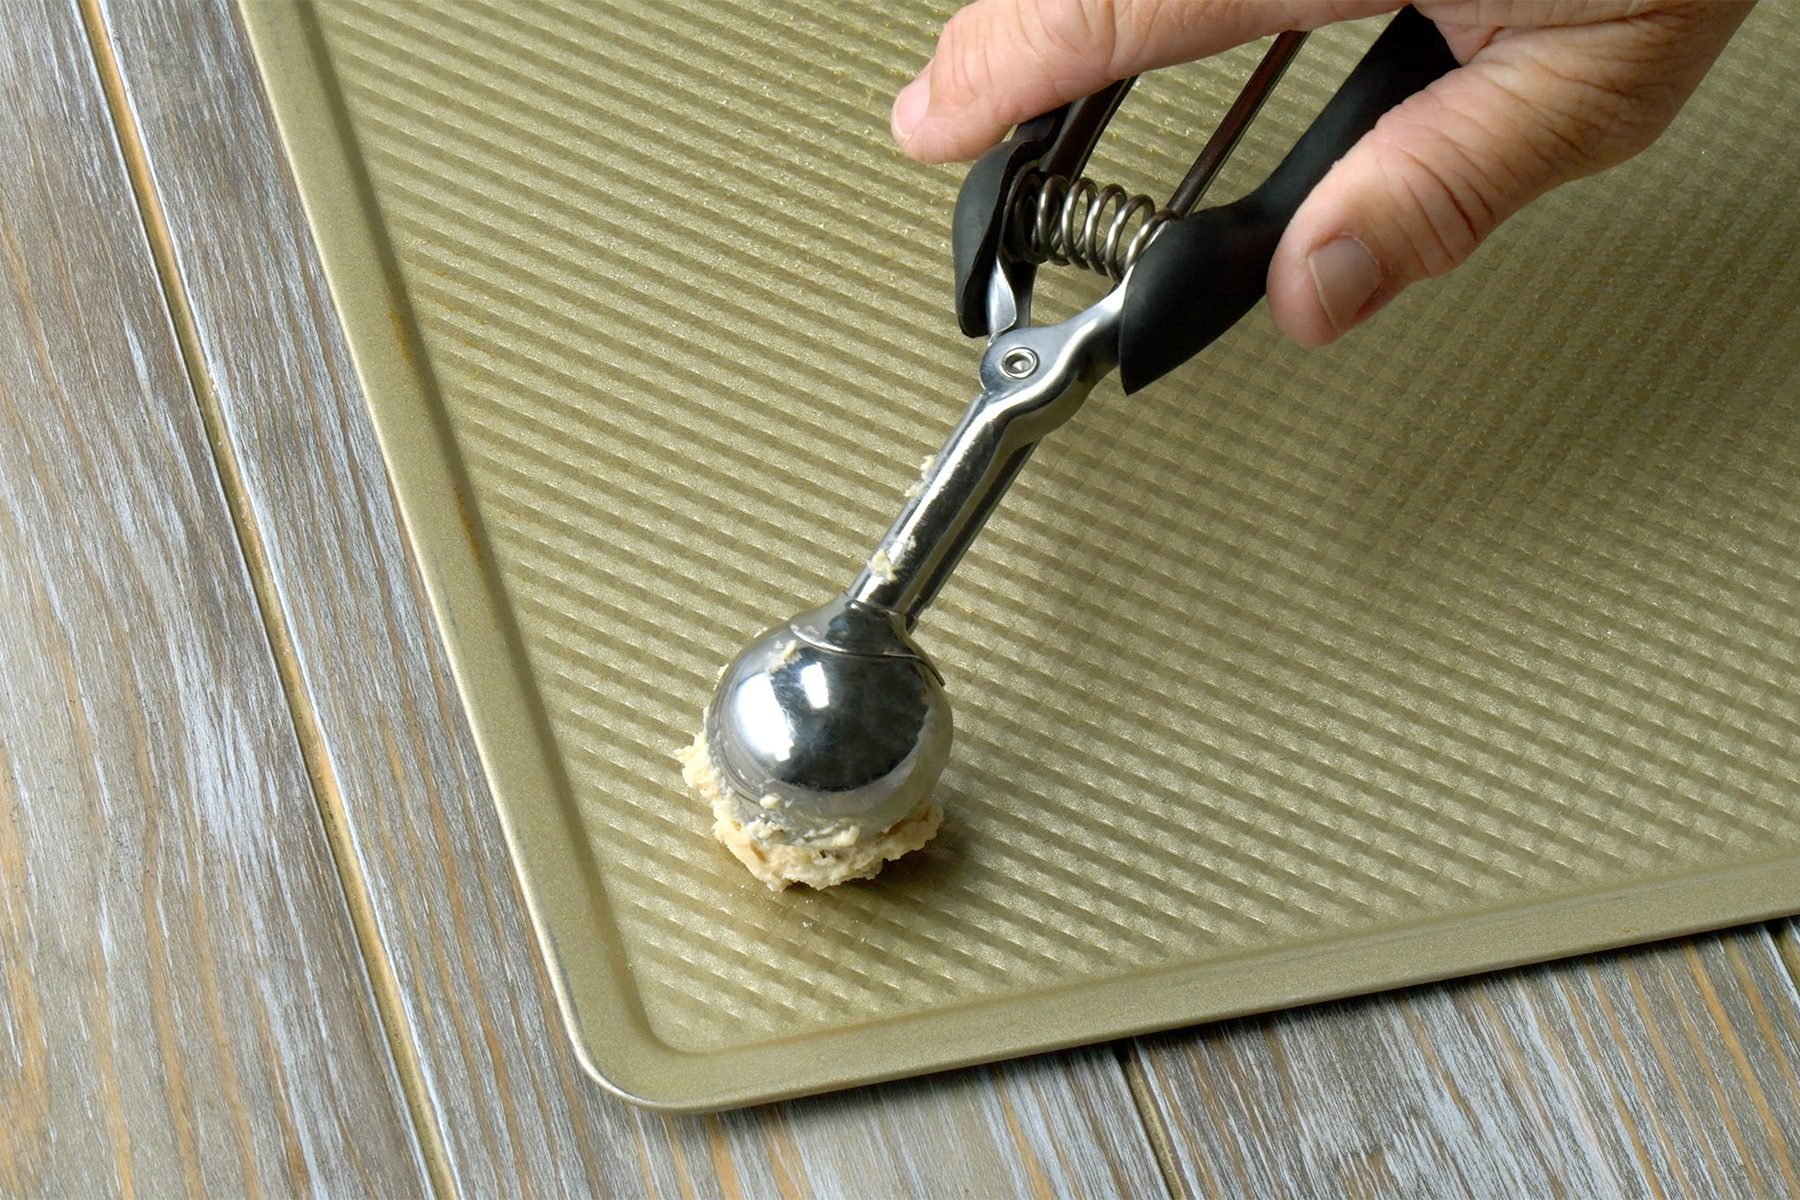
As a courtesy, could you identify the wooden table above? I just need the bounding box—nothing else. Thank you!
[5,1,1799,1194]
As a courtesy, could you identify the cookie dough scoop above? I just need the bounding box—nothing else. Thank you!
[687,595,950,891]
[687,11,1456,889]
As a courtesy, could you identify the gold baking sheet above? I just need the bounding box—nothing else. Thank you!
[242,0,1800,1110]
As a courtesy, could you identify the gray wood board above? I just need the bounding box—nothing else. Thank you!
[0,1,426,1193]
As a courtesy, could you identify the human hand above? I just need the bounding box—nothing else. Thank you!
[891,1,1751,346]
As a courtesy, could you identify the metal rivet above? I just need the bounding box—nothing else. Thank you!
[1000,348,1038,378]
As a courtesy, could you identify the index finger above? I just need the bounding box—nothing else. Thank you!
[894,0,1403,162]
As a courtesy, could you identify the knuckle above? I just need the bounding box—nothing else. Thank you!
[1107,0,1186,74]
[1537,71,1667,170]
[1504,58,1640,172]
[1029,0,1121,71]
[934,7,997,105]
[1369,121,1503,277]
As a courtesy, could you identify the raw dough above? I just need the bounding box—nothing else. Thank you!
[677,730,941,890]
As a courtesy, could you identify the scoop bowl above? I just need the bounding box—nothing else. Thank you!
[702,596,952,841]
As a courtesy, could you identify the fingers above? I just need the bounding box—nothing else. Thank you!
[894,0,1749,347]
[1268,2,1750,345]
[893,0,1399,162]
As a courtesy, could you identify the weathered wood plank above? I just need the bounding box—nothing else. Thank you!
[0,2,426,1194]
[720,1050,1170,1199]
[96,0,1171,1193]
[1133,928,1800,1198]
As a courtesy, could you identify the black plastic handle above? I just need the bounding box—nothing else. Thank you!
[1117,7,1456,392]
[951,82,1133,337]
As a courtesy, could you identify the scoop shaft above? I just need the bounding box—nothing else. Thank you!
[848,289,1123,619]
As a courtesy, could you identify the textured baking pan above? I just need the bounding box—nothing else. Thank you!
[242,0,1800,1110]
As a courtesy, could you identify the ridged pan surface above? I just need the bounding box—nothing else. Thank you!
[243,0,1800,1109]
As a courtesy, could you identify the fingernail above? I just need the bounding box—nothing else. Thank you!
[892,66,931,146]
[1307,236,1385,335]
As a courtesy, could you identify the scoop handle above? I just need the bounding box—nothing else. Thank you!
[1117,7,1457,392]
[952,82,1133,337]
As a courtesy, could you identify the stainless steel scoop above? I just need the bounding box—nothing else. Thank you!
[703,12,1456,840]
[705,283,1125,839]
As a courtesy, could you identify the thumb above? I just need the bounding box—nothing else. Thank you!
[1269,5,1748,346]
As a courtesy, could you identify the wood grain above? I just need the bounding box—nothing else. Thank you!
[1132,928,1800,1198]
[0,2,426,1195]
[93,0,1171,1193]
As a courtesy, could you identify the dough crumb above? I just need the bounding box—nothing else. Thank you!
[868,549,898,583]
[678,730,941,890]
[904,454,935,500]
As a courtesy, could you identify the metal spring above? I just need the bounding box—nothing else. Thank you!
[1011,171,1175,280]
